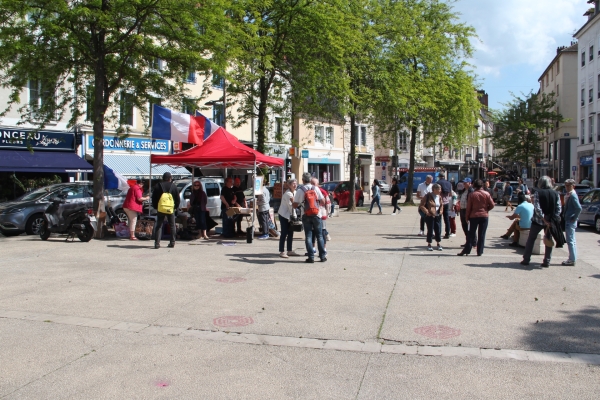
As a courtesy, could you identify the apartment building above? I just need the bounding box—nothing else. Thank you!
[574,0,600,186]
[536,43,579,183]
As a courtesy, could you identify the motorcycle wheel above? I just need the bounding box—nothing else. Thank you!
[77,224,94,242]
[39,220,51,241]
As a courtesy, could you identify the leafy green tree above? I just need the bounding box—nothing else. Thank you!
[0,0,233,214]
[490,92,562,175]
[371,0,479,203]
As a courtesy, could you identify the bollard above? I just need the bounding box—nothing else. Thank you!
[246,226,253,243]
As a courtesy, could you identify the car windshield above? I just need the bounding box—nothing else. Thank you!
[16,186,58,201]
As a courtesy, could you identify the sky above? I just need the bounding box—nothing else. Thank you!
[449,0,590,111]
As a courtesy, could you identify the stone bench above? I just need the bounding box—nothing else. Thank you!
[518,229,543,254]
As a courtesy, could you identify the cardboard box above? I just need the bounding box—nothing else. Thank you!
[226,207,252,217]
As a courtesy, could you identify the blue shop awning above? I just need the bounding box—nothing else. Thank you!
[0,150,93,173]
[104,154,191,178]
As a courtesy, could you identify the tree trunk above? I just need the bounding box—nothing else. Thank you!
[348,112,357,211]
[404,124,418,204]
[256,76,269,154]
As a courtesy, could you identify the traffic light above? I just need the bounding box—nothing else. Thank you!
[285,158,292,180]
[391,155,398,167]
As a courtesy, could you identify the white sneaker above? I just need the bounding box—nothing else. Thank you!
[437,245,443,251]
[279,252,289,258]
[391,213,396,216]
[287,251,301,257]
[427,246,433,251]
[326,234,332,241]
[449,233,456,237]
[418,230,424,236]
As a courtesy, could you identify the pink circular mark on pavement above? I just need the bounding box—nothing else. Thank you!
[425,270,454,276]
[414,325,461,339]
[154,380,170,387]
[213,316,254,328]
[216,277,247,283]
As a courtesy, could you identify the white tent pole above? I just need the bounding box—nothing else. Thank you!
[148,148,152,216]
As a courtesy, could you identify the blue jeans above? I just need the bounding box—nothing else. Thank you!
[463,217,488,255]
[564,221,577,261]
[302,215,325,259]
[369,194,381,212]
[279,216,294,252]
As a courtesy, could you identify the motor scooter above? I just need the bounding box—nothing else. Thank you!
[39,195,97,242]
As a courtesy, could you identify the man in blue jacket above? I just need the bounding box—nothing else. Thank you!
[562,179,582,266]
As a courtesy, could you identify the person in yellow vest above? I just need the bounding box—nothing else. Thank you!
[151,172,180,249]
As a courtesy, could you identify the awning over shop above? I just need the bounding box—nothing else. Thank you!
[0,150,93,173]
[103,154,191,178]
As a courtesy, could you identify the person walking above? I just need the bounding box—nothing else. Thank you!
[189,180,209,240]
[293,173,326,263]
[458,178,476,248]
[278,178,300,258]
[368,179,383,214]
[562,179,582,266]
[151,172,180,249]
[122,179,148,240]
[416,175,433,236]
[419,183,443,251]
[521,176,562,267]
[457,179,495,256]
[437,173,453,239]
[389,177,402,215]
[503,182,514,212]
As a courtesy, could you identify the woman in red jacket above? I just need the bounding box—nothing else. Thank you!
[122,179,148,240]
[457,179,495,256]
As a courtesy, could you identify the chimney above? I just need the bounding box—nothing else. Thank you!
[477,90,488,108]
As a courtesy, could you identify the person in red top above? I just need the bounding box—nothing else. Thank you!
[122,179,148,240]
[457,179,495,256]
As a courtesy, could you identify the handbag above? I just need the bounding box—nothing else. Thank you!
[135,218,155,240]
[543,226,554,247]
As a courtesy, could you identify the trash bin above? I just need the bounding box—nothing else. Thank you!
[332,205,340,217]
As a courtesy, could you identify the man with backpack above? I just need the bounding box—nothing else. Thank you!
[293,172,326,263]
[151,172,180,249]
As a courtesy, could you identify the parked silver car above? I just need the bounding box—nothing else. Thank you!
[0,182,126,237]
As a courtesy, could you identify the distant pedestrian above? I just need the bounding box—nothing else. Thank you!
[122,179,148,240]
[389,177,402,215]
[447,189,458,237]
[233,177,247,235]
[419,183,443,251]
[312,178,331,249]
[256,178,271,239]
[151,172,180,249]
[293,172,326,263]
[458,178,476,248]
[562,179,582,266]
[416,175,433,236]
[278,178,301,258]
[220,177,238,238]
[368,179,382,214]
[457,179,494,256]
[521,176,562,268]
[189,180,209,240]
[503,182,514,212]
[437,173,453,239]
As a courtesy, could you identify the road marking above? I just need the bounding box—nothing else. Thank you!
[1,309,599,366]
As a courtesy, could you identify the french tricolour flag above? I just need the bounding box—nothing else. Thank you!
[151,105,220,145]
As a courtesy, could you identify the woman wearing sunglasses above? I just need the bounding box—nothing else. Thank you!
[189,180,209,239]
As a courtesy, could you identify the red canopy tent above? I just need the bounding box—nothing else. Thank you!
[150,127,283,169]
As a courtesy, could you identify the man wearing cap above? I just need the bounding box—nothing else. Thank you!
[459,178,476,248]
[151,172,180,249]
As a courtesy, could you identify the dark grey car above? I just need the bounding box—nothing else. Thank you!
[0,182,126,237]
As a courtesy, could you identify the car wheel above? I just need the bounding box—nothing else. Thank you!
[595,217,600,234]
[25,213,45,235]
[0,228,23,237]
[115,209,128,224]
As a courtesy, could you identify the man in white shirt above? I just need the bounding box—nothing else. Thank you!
[416,175,433,236]
[293,172,326,263]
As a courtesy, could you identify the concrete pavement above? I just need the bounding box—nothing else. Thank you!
[1,202,599,398]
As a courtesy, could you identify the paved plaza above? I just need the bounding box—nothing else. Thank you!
[1,203,599,399]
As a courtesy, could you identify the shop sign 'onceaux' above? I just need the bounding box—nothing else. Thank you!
[0,128,75,151]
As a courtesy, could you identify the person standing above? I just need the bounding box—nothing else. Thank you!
[437,173,453,239]
[458,178,475,248]
[293,172,326,263]
[233,177,247,235]
[419,183,443,251]
[500,192,533,247]
[122,179,148,240]
[256,179,271,239]
[189,180,209,240]
[457,179,494,256]
[447,189,458,237]
[368,179,383,214]
[389,177,402,215]
[562,179,582,266]
[151,172,180,249]
[521,176,562,267]
[278,178,300,258]
[416,175,433,236]
[503,182,514,212]
[220,177,238,238]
